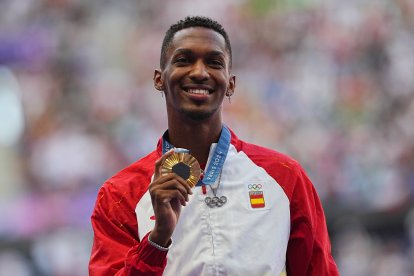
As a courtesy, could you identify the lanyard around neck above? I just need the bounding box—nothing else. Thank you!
[161,125,231,186]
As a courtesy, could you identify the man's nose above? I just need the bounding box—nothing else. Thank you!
[189,60,209,81]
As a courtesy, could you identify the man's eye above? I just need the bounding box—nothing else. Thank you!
[174,57,188,64]
[209,60,224,68]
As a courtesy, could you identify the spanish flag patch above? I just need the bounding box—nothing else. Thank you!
[249,191,265,208]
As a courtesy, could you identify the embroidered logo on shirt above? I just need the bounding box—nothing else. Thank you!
[248,184,265,208]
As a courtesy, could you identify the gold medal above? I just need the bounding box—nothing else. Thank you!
[161,151,201,187]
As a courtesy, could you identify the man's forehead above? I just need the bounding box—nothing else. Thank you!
[169,27,227,52]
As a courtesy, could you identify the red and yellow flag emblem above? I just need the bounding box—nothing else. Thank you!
[249,191,265,208]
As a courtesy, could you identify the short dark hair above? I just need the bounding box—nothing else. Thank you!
[160,16,232,69]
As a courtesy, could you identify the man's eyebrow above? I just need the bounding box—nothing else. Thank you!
[173,48,193,55]
[207,50,225,57]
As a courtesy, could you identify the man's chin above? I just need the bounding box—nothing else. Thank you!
[180,109,214,121]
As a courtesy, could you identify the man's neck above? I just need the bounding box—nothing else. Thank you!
[167,120,222,165]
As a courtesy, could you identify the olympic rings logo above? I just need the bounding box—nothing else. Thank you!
[248,184,262,190]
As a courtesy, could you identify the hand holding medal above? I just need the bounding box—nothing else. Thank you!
[160,148,227,208]
[148,148,198,247]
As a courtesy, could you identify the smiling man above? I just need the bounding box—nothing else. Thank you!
[89,16,339,275]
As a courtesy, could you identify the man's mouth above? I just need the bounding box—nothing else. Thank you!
[186,88,210,95]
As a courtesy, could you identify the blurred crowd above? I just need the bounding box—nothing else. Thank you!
[0,0,413,275]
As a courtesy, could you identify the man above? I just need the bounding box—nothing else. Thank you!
[89,16,339,275]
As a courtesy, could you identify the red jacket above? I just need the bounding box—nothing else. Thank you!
[89,129,339,275]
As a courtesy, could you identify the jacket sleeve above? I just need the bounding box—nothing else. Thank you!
[286,166,339,276]
[89,183,168,275]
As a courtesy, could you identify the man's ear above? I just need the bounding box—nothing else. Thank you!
[153,69,164,91]
[226,75,236,96]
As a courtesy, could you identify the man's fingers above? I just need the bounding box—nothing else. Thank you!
[152,188,189,206]
[151,173,193,194]
[168,173,193,195]
[152,178,189,200]
[150,174,192,203]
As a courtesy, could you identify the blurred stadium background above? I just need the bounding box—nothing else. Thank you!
[1,0,413,275]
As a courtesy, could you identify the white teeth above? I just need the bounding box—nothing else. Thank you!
[187,89,209,95]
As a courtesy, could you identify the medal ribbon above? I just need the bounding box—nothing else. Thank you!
[162,125,231,186]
